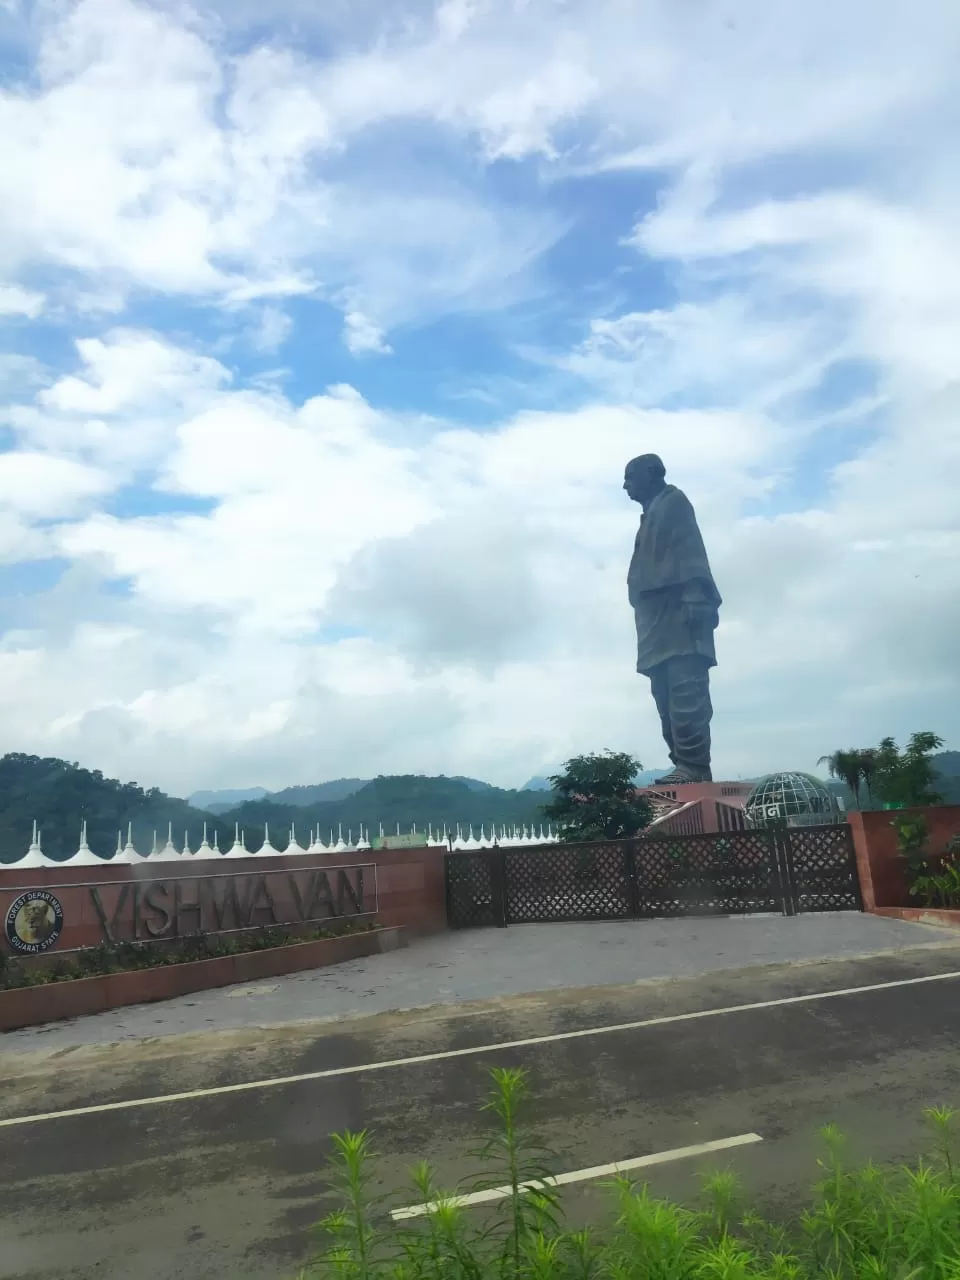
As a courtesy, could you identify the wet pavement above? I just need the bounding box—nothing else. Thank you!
[1,911,949,1054]
[2,933,960,1279]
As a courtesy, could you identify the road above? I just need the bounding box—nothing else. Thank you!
[3,942,960,1279]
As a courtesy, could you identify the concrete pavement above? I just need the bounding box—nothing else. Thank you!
[3,936,960,1280]
[0,911,948,1054]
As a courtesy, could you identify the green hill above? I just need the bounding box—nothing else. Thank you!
[934,752,960,803]
[266,778,368,808]
[0,756,550,863]
[188,786,269,812]
[0,753,229,864]
[217,774,546,840]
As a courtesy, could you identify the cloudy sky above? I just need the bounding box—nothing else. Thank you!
[0,0,958,798]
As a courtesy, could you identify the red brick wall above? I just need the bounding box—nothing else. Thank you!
[849,806,960,910]
[365,846,448,935]
[0,845,449,955]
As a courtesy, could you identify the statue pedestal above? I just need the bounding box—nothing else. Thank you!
[636,780,753,833]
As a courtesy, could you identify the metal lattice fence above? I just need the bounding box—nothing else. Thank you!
[445,848,503,929]
[504,841,632,923]
[445,822,862,929]
[781,823,862,913]
[633,830,783,918]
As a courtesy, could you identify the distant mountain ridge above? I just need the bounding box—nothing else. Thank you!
[5,749,956,864]
[0,758,550,863]
[523,768,669,792]
[214,774,546,840]
[188,786,270,812]
[268,778,369,807]
[190,773,498,812]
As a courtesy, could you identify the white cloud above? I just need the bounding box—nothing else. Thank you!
[0,0,958,796]
[0,284,44,317]
[249,305,293,354]
[0,451,110,517]
[343,311,392,356]
[557,302,837,415]
[0,0,560,332]
[0,323,952,793]
[6,329,230,474]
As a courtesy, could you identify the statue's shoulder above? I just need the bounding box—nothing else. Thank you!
[661,484,693,511]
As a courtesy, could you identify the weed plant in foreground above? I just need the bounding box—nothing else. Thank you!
[297,1068,960,1280]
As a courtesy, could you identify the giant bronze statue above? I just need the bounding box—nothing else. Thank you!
[624,455,721,785]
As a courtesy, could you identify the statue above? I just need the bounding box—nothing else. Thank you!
[624,454,721,785]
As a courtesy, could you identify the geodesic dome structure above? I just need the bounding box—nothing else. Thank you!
[744,772,841,828]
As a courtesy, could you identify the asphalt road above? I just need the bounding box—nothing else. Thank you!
[3,942,960,1279]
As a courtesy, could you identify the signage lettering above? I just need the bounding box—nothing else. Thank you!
[173,879,203,936]
[90,883,131,945]
[142,881,173,937]
[248,876,278,926]
[84,864,373,944]
[207,876,254,931]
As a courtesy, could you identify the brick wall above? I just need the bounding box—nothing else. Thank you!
[848,805,960,910]
[0,845,449,955]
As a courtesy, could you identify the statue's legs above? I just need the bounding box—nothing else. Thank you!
[649,655,713,783]
[649,664,677,769]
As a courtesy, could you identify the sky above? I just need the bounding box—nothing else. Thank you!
[0,0,958,799]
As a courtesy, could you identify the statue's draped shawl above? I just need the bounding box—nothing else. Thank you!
[628,485,721,607]
[628,485,721,675]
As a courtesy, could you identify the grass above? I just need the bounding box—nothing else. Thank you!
[298,1067,960,1280]
[0,919,374,990]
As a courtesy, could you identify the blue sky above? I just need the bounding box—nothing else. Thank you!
[0,0,957,804]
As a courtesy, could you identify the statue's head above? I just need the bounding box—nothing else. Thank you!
[623,454,666,505]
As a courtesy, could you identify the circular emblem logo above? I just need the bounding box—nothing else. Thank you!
[5,890,64,955]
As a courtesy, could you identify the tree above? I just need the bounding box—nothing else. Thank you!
[817,746,883,809]
[870,732,945,809]
[540,750,653,842]
[857,747,879,807]
[817,749,864,806]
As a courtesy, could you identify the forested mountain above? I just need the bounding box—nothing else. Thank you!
[267,778,368,807]
[188,786,270,812]
[192,774,498,812]
[216,774,545,840]
[524,768,669,791]
[935,752,960,801]
[0,756,548,863]
[0,754,222,864]
[8,748,954,865]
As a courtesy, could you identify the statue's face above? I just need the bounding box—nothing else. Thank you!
[623,461,661,505]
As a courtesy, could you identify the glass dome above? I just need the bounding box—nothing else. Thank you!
[744,771,841,828]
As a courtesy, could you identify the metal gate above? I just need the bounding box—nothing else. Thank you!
[444,823,861,929]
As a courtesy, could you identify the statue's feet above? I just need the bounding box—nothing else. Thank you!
[653,767,712,785]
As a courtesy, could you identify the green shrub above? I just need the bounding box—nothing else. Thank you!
[298,1071,960,1280]
[891,812,931,881]
[0,918,373,991]
[900,822,960,909]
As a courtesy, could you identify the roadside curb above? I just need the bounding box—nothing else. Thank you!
[870,907,960,930]
[0,926,406,1032]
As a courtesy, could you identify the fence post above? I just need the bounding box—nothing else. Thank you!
[841,824,865,910]
[443,851,454,927]
[625,837,641,919]
[490,845,508,928]
[773,829,797,916]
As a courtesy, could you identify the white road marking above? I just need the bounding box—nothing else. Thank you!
[2,967,959,1130]
[390,1133,764,1220]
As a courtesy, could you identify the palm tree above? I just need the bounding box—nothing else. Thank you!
[818,749,863,807]
[857,747,879,809]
